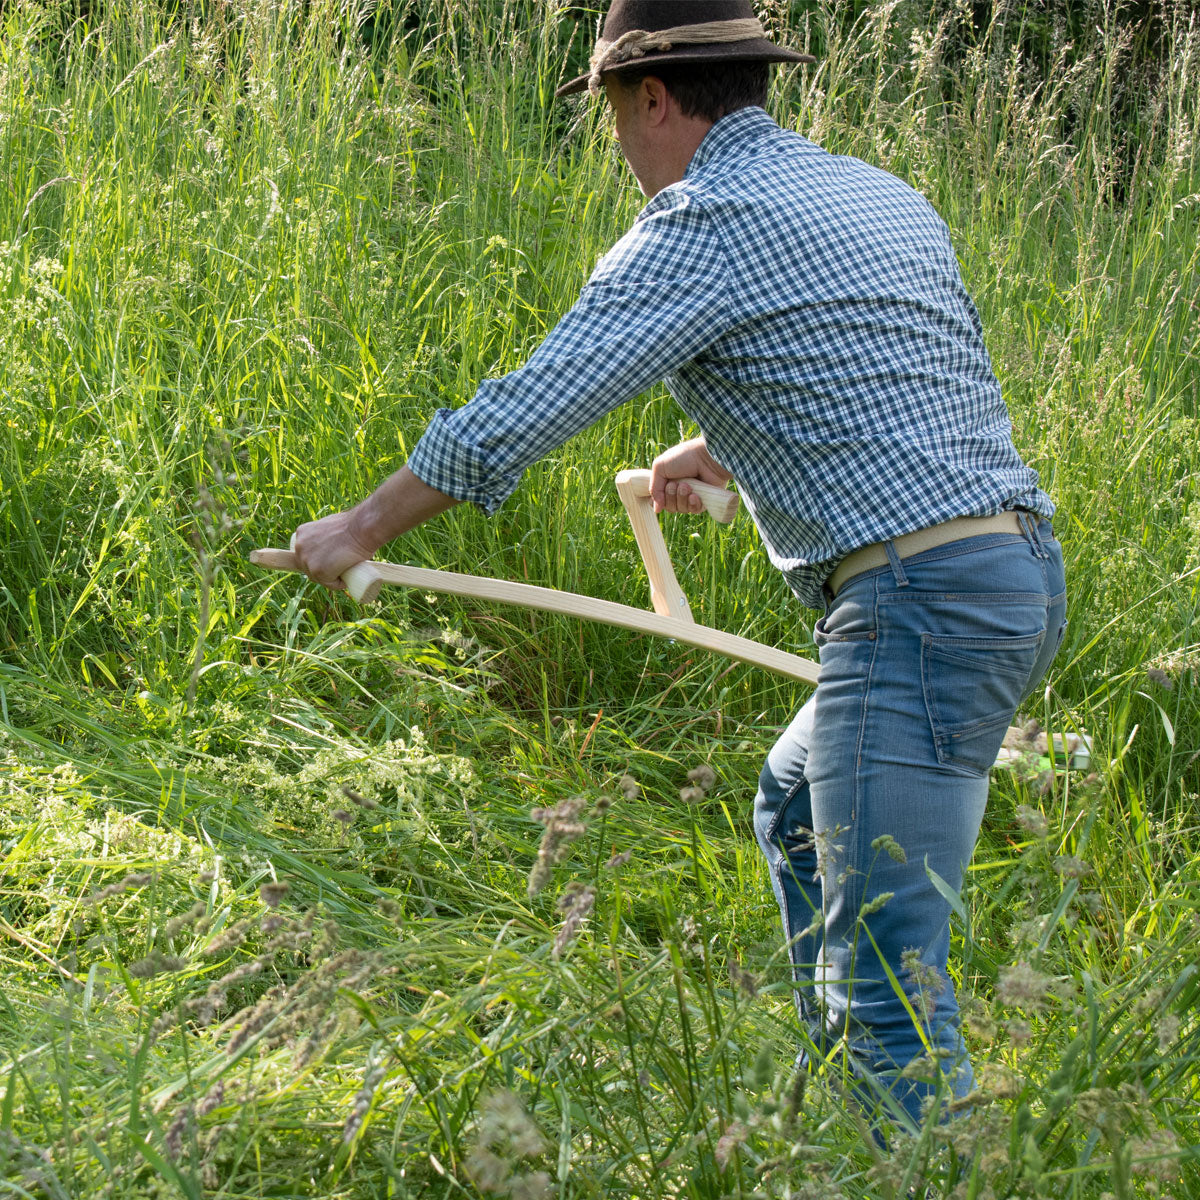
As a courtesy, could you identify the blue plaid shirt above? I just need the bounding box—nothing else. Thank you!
[408,106,1052,608]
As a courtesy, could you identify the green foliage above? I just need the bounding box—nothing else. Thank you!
[0,0,1198,1195]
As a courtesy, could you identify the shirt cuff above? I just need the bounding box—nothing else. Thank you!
[406,408,524,515]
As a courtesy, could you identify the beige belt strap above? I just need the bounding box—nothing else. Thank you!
[827,512,1026,597]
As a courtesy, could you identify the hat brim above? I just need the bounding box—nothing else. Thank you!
[555,42,816,98]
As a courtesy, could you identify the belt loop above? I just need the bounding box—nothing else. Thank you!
[1018,511,1047,559]
[1031,513,1050,558]
[1016,510,1030,553]
[884,540,909,587]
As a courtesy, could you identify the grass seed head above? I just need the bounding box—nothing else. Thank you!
[128,951,187,979]
[341,784,378,810]
[1006,1017,1032,1045]
[714,1119,750,1169]
[978,1061,1024,1100]
[343,1055,385,1145]
[901,948,945,1020]
[165,901,207,938]
[527,796,588,896]
[553,883,595,958]
[1015,805,1050,837]
[86,871,154,905]
[509,1172,552,1200]
[147,1010,180,1044]
[1054,854,1093,879]
[464,1146,509,1191]
[1131,1127,1181,1181]
[858,890,894,917]
[1156,1011,1181,1050]
[164,1105,190,1161]
[729,962,759,998]
[258,880,290,908]
[468,1089,549,1189]
[996,961,1055,1011]
[197,1082,224,1118]
[870,833,907,862]
[204,918,251,956]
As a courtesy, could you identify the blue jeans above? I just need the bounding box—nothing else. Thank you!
[754,516,1066,1125]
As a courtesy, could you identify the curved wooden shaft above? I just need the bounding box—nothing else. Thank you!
[249,549,821,686]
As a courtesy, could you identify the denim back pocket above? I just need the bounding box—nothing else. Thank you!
[921,630,1045,774]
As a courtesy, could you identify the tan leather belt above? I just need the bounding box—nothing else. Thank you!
[826,512,1026,597]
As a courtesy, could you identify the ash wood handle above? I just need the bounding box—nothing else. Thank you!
[614,470,694,623]
[618,469,739,523]
[251,548,300,571]
[249,549,385,604]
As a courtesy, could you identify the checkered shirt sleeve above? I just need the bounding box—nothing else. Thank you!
[407,193,733,512]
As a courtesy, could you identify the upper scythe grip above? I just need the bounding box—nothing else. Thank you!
[613,469,739,623]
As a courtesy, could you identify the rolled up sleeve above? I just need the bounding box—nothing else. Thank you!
[406,192,733,512]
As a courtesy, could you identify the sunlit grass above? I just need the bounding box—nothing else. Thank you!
[1,0,1198,1195]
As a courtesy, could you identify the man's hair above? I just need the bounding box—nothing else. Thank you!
[615,60,769,123]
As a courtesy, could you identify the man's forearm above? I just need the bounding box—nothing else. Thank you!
[290,465,460,589]
[349,465,461,554]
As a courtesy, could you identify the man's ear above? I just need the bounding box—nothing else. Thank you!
[642,75,672,126]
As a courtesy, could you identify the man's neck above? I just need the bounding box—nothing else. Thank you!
[650,117,714,194]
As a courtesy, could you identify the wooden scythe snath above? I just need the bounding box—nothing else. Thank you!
[251,470,820,686]
[250,470,1091,768]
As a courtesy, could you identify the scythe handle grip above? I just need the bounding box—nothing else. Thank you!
[616,469,739,523]
[248,549,385,604]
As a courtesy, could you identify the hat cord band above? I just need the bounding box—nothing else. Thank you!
[587,18,766,95]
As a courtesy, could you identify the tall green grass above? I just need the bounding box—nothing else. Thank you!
[1,0,1198,1195]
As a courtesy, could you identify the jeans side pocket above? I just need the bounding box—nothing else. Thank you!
[814,591,877,645]
[921,631,1045,774]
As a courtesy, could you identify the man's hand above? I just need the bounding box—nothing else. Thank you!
[649,436,733,514]
[289,510,378,591]
[288,465,459,590]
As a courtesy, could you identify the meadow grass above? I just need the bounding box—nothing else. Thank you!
[0,0,1198,1195]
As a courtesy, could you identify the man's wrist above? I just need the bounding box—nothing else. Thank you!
[347,464,460,554]
[346,494,392,558]
[694,436,733,483]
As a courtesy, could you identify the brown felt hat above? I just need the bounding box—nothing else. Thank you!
[556,0,814,99]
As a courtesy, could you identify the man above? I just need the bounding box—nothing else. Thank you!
[289,0,1067,1125]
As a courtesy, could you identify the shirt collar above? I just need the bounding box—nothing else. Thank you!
[685,106,779,179]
